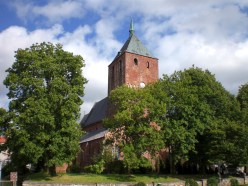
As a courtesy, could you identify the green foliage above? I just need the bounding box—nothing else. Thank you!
[159,67,245,172]
[105,160,125,174]
[207,177,218,186]
[104,85,167,173]
[237,83,248,111]
[230,178,239,186]
[104,66,247,173]
[3,42,87,175]
[185,179,198,186]
[159,67,225,172]
[0,107,10,136]
[237,83,248,127]
[2,163,14,178]
[135,182,146,186]
[68,164,81,173]
[84,160,105,174]
[84,145,125,174]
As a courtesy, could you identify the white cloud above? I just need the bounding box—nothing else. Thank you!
[33,1,85,23]
[11,0,85,25]
[1,0,248,114]
[153,32,248,94]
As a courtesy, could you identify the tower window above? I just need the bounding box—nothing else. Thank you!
[147,61,150,68]
[134,58,138,65]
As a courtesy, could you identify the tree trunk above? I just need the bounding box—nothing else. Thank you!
[48,165,57,176]
[169,147,176,174]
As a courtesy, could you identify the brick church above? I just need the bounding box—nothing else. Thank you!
[77,20,159,168]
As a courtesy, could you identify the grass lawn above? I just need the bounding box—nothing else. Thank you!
[26,172,211,184]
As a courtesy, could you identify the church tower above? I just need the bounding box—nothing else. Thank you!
[108,20,158,94]
[78,20,159,168]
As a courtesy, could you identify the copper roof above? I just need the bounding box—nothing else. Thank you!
[114,20,154,60]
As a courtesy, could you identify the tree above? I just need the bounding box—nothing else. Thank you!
[3,42,87,175]
[104,85,167,173]
[159,67,216,173]
[158,67,242,173]
[223,121,248,166]
[234,83,248,167]
[175,68,242,173]
[237,83,248,111]
[237,83,248,127]
[0,108,9,136]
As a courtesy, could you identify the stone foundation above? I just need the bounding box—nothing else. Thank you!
[23,177,248,186]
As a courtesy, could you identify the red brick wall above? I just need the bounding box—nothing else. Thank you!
[125,52,158,88]
[55,163,68,173]
[77,137,104,168]
[108,54,126,94]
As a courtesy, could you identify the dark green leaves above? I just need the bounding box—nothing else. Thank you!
[3,42,87,173]
[104,85,166,172]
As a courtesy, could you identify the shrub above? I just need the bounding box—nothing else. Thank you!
[230,178,239,186]
[135,182,146,186]
[185,179,198,186]
[104,160,125,173]
[84,160,105,174]
[69,164,81,173]
[207,177,218,186]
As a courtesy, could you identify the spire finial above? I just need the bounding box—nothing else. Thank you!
[129,18,134,36]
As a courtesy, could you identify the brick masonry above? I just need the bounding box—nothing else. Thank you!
[108,52,158,94]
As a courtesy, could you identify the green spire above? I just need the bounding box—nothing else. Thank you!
[129,18,134,36]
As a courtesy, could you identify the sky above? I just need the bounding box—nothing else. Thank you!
[1,0,248,117]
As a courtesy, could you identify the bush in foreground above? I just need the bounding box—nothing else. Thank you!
[230,178,239,186]
[185,179,198,186]
[207,177,218,186]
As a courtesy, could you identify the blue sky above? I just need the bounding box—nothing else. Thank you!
[1,0,248,115]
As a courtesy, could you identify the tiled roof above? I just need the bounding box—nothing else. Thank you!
[80,128,108,143]
[80,97,108,128]
[0,136,6,143]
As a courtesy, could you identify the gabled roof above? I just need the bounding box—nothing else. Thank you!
[80,128,108,143]
[80,97,108,128]
[114,20,154,60]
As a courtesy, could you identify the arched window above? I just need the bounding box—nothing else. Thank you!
[134,58,138,65]
[147,61,150,68]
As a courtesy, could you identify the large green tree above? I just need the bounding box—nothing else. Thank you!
[159,67,216,173]
[3,42,87,175]
[234,83,248,168]
[104,85,167,173]
[158,67,243,173]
